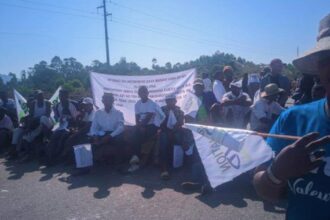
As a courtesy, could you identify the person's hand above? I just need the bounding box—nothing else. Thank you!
[272,132,329,181]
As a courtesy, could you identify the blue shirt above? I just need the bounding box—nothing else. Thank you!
[267,98,330,220]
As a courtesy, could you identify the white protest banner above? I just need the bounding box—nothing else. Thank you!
[90,69,197,125]
[184,123,274,188]
[13,89,28,121]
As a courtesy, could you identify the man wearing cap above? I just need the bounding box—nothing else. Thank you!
[260,59,291,106]
[158,95,194,180]
[254,14,330,220]
[213,71,226,103]
[186,79,217,124]
[221,80,252,128]
[62,97,95,163]
[250,83,284,132]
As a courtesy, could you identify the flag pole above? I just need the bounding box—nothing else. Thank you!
[255,132,300,141]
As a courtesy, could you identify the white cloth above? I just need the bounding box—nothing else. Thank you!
[253,89,261,104]
[213,79,226,102]
[221,92,251,128]
[89,107,125,137]
[203,78,212,92]
[184,123,274,188]
[250,98,284,131]
[166,110,178,129]
[135,99,165,127]
[0,114,13,131]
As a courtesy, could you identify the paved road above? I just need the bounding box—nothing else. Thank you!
[0,157,285,220]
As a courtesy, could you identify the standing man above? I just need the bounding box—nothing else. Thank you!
[202,73,212,92]
[253,14,330,220]
[213,71,226,103]
[260,59,291,106]
[223,66,234,92]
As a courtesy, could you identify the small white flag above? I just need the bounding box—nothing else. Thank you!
[184,123,274,188]
[13,89,28,121]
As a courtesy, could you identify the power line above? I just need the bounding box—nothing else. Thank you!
[0,2,102,21]
[17,0,98,15]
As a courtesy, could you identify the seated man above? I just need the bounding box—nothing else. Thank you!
[45,89,78,165]
[89,93,125,167]
[250,83,284,132]
[129,86,165,172]
[159,95,194,180]
[62,97,95,164]
[0,107,14,151]
[0,90,17,126]
[17,90,54,161]
[185,79,217,124]
[221,81,252,128]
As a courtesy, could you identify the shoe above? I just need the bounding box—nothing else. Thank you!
[160,171,170,180]
[127,164,140,173]
[181,182,202,192]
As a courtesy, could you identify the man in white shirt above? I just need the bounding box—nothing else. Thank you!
[250,83,285,132]
[0,107,14,150]
[202,73,212,92]
[129,86,165,172]
[213,71,226,102]
[221,81,252,129]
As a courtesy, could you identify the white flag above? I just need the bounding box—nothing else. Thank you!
[49,86,61,130]
[13,89,28,121]
[184,123,274,188]
[181,91,201,118]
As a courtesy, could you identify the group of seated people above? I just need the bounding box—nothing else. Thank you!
[0,65,325,194]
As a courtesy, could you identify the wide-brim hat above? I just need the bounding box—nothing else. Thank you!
[261,83,285,98]
[293,14,330,74]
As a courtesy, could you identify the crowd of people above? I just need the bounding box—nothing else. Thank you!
[0,57,325,189]
[1,13,330,220]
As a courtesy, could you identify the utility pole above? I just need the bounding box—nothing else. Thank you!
[97,0,111,66]
[297,46,300,57]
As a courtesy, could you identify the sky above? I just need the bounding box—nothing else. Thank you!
[0,0,329,75]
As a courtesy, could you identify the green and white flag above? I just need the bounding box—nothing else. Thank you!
[13,89,28,121]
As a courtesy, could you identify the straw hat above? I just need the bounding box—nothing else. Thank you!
[261,83,284,98]
[293,14,330,74]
